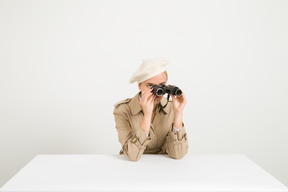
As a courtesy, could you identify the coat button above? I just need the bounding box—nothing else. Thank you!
[131,137,137,143]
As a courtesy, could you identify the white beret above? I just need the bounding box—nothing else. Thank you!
[129,57,168,84]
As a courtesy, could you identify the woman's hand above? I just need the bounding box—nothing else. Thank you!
[172,92,187,129]
[139,88,156,135]
[172,92,186,114]
[139,87,156,116]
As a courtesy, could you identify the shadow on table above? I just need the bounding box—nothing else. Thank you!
[110,154,171,161]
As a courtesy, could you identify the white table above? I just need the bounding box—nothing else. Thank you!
[1,153,287,192]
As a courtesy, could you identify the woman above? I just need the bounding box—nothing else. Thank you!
[113,57,188,161]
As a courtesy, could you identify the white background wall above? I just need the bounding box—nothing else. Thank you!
[0,0,287,188]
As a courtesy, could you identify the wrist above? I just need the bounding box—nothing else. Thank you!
[140,123,150,135]
[141,114,151,135]
[143,111,152,117]
[174,113,183,129]
[173,121,182,130]
[174,110,183,116]
[174,111,183,121]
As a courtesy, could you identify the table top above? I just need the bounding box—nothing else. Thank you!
[1,153,287,192]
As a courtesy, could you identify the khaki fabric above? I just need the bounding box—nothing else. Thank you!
[113,92,188,161]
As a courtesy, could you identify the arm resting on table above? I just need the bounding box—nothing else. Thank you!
[113,107,151,161]
[163,123,188,159]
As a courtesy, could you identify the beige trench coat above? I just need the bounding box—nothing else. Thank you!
[113,92,188,161]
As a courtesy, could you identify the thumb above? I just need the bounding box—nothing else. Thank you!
[171,95,176,102]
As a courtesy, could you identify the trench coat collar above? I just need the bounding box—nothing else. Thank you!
[129,92,169,116]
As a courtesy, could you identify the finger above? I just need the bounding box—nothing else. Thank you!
[175,92,185,103]
[147,94,156,103]
[146,94,154,103]
[143,87,153,96]
[181,92,187,104]
[141,89,150,97]
[152,95,157,102]
[142,89,153,100]
[171,95,177,103]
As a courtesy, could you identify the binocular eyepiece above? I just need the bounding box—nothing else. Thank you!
[151,85,182,97]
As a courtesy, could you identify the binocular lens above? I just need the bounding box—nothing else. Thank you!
[152,85,166,96]
[175,89,182,97]
[151,85,182,97]
[167,85,182,97]
[155,89,165,96]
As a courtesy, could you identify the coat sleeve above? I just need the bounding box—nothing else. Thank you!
[113,106,151,162]
[163,123,188,159]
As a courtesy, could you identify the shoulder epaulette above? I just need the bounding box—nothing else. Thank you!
[114,98,131,108]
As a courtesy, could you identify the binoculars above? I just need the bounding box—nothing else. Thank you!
[151,85,182,97]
